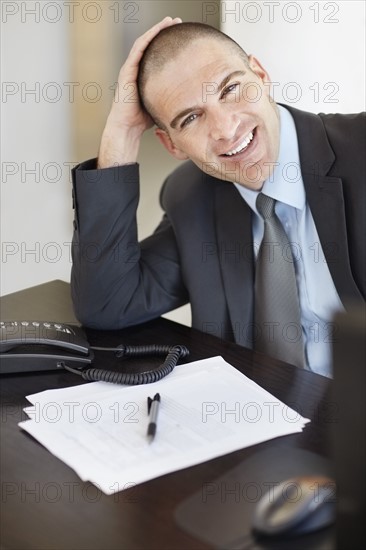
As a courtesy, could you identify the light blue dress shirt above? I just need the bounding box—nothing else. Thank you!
[234,105,344,377]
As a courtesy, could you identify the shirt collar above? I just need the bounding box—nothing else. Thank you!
[234,105,306,213]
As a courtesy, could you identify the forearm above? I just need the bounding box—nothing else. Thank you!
[97,120,144,168]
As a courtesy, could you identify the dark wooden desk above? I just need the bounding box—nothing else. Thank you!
[0,281,335,550]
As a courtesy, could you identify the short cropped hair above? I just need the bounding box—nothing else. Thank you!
[137,22,249,129]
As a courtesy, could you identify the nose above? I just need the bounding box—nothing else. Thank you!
[209,108,240,141]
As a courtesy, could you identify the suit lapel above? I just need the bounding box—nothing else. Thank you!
[214,182,254,347]
[287,105,363,304]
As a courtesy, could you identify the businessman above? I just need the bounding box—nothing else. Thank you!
[71,18,365,377]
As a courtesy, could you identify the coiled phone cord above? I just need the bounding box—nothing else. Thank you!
[63,344,190,385]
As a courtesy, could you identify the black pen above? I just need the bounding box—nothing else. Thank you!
[147,393,161,442]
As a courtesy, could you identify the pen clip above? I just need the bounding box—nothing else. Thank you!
[147,393,160,414]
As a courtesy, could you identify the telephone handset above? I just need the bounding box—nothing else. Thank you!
[0,320,190,384]
[0,321,93,373]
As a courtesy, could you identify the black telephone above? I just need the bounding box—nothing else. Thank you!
[0,320,190,384]
[0,321,93,373]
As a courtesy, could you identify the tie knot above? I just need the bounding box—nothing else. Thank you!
[256,193,275,220]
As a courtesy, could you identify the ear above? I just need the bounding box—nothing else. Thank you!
[248,55,271,84]
[155,128,189,160]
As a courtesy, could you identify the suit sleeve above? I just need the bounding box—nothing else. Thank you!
[70,159,189,329]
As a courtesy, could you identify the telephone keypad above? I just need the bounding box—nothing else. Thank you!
[0,321,74,334]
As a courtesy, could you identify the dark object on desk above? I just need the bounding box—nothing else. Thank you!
[0,320,92,372]
[175,446,334,549]
[332,306,366,549]
[252,475,336,537]
[66,344,189,385]
[0,319,189,385]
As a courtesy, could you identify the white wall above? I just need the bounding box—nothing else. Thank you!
[1,1,72,296]
[217,0,365,113]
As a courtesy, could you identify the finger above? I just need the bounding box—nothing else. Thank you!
[129,16,182,63]
[118,16,182,85]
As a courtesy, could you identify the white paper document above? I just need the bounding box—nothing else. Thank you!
[19,356,310,494]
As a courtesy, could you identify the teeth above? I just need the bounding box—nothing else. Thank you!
[225,132,254,156]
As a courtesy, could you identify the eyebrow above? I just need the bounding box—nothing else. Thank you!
[169,70,246,129]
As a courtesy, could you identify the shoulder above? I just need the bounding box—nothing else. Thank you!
[285,104,365,152]
[317,111,365,130]
[317,111,365,152]
[319,112,365,178]
[283,105,365,176]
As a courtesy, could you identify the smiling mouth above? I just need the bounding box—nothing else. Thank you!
[221,129,255,157]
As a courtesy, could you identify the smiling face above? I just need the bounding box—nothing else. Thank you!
[145,38,280,190]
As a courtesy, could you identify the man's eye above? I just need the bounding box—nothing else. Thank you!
[181,113,198,128]
[221,83,239,99]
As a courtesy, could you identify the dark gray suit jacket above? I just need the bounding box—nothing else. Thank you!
[71,105,365,347]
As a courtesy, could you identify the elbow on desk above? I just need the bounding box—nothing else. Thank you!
[71,292,128,330]
[70,266,185,330]
[72,309,118,331]
[70,283,157,331]
[70,281,118,330]
[70,267,124,330]
[72,306,159,332]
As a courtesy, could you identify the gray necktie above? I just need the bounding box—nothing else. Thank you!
[254,193,305,368]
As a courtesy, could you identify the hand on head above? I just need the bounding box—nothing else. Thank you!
[98,17,182,168]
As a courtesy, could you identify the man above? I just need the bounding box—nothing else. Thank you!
[71,18,365,377]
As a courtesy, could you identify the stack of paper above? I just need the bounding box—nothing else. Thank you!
[19,356,310,494]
